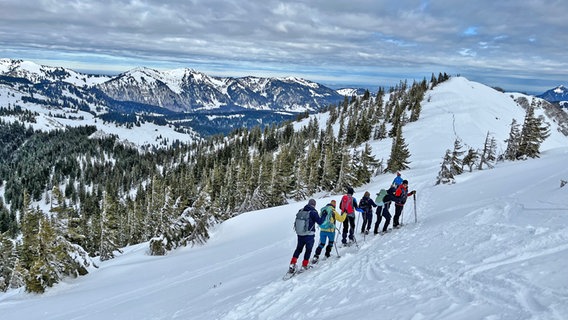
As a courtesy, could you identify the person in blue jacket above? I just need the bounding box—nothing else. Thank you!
[392,171,404,188]
[289,199,326,273]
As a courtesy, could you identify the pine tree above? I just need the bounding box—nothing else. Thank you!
[25,213,59,293]
[478,132,497,170]
[335,145,357,193]
[436,149,455,185]
[517,102,550,159]
[99,191,122,261]
[462,148,479,172]
[503,119,521,161]
[0,233,18,291]
[386,126,411,173]
[450,138,465,176]
[356,143,381,182]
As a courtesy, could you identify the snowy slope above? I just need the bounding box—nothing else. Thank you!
[1,77,567,320]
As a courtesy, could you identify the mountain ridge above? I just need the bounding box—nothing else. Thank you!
[538,84,568,104]
[0,58,349,113]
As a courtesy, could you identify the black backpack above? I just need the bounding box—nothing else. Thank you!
[359,197,370,211]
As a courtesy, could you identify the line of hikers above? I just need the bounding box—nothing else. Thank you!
[288,172,416,273]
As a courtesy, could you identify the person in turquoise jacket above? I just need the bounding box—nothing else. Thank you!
[312,200,346,263]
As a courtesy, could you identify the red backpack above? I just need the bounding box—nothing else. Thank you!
[340,194,354,214]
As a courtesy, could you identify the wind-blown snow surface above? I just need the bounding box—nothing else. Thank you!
[1,78,568,320]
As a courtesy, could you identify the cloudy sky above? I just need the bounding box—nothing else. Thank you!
[1,0,566,93]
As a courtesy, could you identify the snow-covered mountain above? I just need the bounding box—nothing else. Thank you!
[0,58,111,86]
[96,67,345,112]
[0,59,346,113]
[538,85,568,103]
[1,77,567,320]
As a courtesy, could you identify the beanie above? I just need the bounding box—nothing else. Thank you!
[330,200,337,208]
[308,199,316,207]
[402,180,408,185]
[347,187,354,195]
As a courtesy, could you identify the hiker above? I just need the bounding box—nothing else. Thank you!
[373,188,387,234]
[392,171,404,188]
[312,200,346,263]
[289,199,326,273]
[359,191,378,234]
[393,180,416,228]
[340,187,358,245]
[376,185,396,234]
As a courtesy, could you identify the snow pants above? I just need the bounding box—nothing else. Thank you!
[361,210,373,232]
[315,231,335,258]
[291,234,315,267]
[376,202,392,232]
[342,215,356,243]
[393,204,404,227]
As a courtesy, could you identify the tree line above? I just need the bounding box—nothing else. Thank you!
[435,98,551,185]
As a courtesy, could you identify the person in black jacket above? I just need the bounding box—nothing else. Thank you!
[359,191,378,234]
[377,185,396,234]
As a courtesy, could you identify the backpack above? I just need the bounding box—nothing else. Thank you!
[383,187,396,203]
[319,206,335,230]
[340,194,354,214]
[294,209,313,236]
[394,185,408,205]
[359,197,370,211]
[375,189,387,205]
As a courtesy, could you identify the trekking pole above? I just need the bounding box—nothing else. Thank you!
[413,193,417,223]
[333,226,341,258]
[352,228,359,248]
[361,210,366,242]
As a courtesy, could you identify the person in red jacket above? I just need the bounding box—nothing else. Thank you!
[393,180,416,228]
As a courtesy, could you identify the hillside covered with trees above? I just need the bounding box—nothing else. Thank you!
[0,73,556,293]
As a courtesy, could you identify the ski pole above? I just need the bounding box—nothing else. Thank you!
[333,227,341,258]
[413,193,417,223]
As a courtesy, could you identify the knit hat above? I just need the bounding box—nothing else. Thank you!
[308,199,316,207]
[402,180,408,185]
[347,187,354,195]
[330,200,337,208]
[397,171,401,176]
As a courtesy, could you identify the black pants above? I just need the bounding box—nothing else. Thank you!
[342,215,355,243]
[361,210,373,232]
[393,204,404,227]
[292,235,315,264]
[375,205,392,232]
[373,205,383,232]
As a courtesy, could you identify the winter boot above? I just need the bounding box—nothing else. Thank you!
[311,255,319,264]
[325,244,333,258]
[288,264,297,273]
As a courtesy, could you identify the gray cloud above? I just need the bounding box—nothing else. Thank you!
[1,0,566,93]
